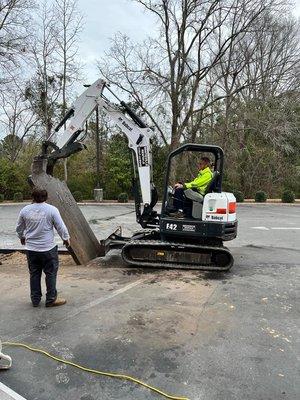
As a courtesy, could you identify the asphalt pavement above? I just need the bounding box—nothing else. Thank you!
[1,202,300,249]
[0,203,299,400]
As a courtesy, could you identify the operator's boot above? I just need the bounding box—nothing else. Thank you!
[168,210,185,219]
[46,298,67,308]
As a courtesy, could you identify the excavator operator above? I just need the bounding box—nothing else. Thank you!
[169,157,213,218]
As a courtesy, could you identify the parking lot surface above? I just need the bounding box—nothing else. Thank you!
[0,204,299,400]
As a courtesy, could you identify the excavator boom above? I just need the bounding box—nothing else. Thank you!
[30,78,158,264]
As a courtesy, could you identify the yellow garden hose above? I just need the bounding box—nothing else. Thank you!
[3,342,190,400]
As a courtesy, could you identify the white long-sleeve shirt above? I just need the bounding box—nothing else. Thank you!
[16,202,70,252]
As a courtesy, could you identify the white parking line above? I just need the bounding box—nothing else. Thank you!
[66,278,146,320]
[251,227,300,230]
[10,277,148,342]
[271,227,300,230]
[0,382,27,400]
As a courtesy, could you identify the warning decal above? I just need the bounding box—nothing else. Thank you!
[137,146,149,167]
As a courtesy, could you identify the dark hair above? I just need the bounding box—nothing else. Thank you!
[32,188,48,203]
[201,156,211,164]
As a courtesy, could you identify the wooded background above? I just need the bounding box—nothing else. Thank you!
[0,0,299,200]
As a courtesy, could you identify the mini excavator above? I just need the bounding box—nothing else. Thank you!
[31,79,237,270]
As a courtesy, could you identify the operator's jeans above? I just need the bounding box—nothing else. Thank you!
[26,246,59,305]
[173,188,193,217]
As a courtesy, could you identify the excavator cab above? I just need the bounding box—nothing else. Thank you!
[161,144,223,220]
[159,144,237,245]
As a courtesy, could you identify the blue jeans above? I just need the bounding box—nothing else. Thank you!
[26,246,59,305]
[173,188,193,217]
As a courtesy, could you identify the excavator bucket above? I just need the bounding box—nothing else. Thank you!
[30,157,104,265]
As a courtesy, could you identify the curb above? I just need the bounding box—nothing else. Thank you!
[0,202,135,206]
[1,200,300,206]
[237,202,300,206]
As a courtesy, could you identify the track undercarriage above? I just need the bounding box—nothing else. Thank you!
[102,229,234,271]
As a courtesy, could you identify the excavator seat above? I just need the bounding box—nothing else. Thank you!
[184,171,220,219]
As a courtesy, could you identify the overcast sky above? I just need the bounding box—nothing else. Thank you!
[294,0,300,16]
[76,0,157,84]
[76,0,300,84]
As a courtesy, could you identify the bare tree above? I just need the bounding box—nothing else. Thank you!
[0,0,33,83]
[0,82,38,161]
[25,1,62,139]
[53,0,83,117]
[207,9,300,195]
[213,11,300,149]
[97,0,277,150]
[53,0,83,181]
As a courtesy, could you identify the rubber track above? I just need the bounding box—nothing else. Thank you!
[121,240,233,271]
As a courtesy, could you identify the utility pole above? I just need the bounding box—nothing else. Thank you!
[95,105,100,188]
[83,83,102,201]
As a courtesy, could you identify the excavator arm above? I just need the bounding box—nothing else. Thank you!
[41,78,158,227]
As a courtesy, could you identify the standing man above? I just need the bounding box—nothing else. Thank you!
[16,188,70,307]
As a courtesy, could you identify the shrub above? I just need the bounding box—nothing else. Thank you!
[13,192,23,202]
[72,191,84,202]
[118,192,128,203]
[103,134,133,199]
[255,190,267,203]
[281,190,295,203]
[0,193,4,202]
[0,158,28,200]
[68,172,95,200]
[233,190,244,203]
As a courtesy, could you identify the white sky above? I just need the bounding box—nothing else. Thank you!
[77,0,157,84]
[295,0,300,17]
[77,0,300,84]
[2,0,300,139]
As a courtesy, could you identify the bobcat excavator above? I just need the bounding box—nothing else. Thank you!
[30,78,237,271]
